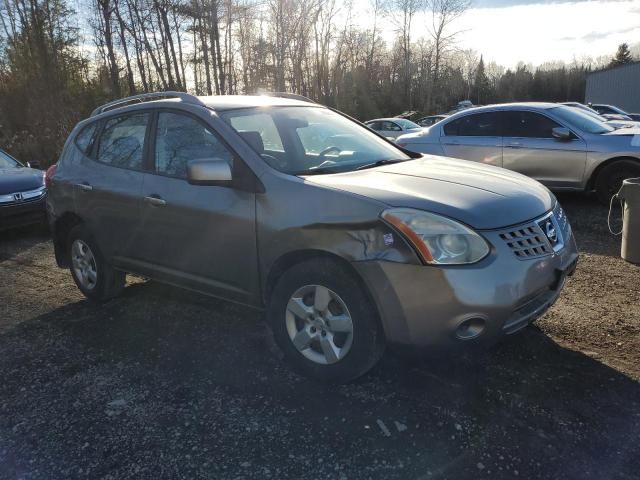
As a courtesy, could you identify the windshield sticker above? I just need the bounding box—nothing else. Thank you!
[383,233,394,246]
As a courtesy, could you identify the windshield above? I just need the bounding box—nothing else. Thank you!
[220,106,410,175]
[395,118,421,129]
[549,106,615,134]
[0,150,19,168]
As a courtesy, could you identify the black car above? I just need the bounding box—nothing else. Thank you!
[0,148,47,231]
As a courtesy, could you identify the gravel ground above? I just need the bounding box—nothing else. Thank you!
[1,193,639,479]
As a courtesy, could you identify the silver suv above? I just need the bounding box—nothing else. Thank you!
[396,103,640,203]
[48,92,578,382]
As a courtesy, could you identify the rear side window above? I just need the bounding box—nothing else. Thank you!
[366,121,381,131]
[444,112,502,136]
[154,112,234,178]
[75,122,98,154]
[505,111,560,138]
[382,121,402,131]
[96,113,149,170]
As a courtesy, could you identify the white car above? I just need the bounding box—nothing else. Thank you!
[364,118,422,140]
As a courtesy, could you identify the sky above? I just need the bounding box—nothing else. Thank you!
[369,0,640,68]
[454,0,640,67]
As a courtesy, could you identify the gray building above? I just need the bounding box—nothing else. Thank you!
[585,62,640,113]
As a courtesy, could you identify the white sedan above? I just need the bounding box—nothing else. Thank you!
[364,118,422,140]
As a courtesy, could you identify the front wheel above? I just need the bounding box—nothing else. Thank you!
[268,258,385,383]
[595,159,640,205]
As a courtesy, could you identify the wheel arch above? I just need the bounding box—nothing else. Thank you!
[53,212,84,268]
[586,155,640,190]
[263,249,377,313]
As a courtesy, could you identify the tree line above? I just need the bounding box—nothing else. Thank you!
[0,0,633,166]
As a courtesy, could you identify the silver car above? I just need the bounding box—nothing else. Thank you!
[48,93,577,382]
[396,102,640,203]
[364,118,422,140]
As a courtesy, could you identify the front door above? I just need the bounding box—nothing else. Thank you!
[502,110,587,188]
[135,110,259,304]
[439,111,503,167]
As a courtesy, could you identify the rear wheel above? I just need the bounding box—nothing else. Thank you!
[595,159,640,205]
[268,258,385,383]
[68,224,125,302]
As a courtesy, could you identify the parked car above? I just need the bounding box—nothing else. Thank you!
[364,118,422,140]
[416,115,448,127]
[396,102,640,203]
[48,92,577,382]
[0,148,47,231]
[561,102,640,129]
[590,103,640,122]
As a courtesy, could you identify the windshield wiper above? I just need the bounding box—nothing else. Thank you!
[293,166,343,176]
[355,159,407,171]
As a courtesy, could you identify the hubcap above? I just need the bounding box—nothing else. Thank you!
[285,285,354,365]
[71,239,98,291]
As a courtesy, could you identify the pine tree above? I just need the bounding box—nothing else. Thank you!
[473,55,491,104]
[610,43,633,67]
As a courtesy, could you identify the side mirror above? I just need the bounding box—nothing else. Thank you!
[552,127,573,141]
[187,158,232,185]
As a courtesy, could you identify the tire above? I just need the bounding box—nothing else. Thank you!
[268,258,385,383]
[67,224,125,302]
[595,159,640,205]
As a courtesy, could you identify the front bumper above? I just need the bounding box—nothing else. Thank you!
[354,220,579,350]
[0,194,47,231]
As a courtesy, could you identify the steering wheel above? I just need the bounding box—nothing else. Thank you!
[318,146,341,158]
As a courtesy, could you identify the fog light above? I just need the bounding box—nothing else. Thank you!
[455,317,486,340]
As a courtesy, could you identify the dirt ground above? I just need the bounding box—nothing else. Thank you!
[0,193,639,479]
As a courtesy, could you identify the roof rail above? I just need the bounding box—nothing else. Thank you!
[90,91,205,117]
[265,92,317,104]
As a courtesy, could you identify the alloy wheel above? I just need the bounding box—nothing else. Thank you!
[71,239,98,291]
[285,284,354,365]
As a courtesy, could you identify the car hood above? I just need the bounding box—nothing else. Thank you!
[305,156,555,230]
[0,167,44,195]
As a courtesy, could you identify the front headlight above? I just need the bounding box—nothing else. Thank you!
[382,208,490,265]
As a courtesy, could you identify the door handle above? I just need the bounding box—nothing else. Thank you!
[75,182,93,191]
[144,195,166,207]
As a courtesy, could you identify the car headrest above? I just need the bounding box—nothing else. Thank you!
[239,131,264,153]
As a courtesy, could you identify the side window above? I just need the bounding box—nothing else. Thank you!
[155,112,234,178]
[96,113,148,170]
[366,122,381,131]
[227,113,284,152]
[443,112,501,137]
[75,122,98,154]
[505,111,560,138]
[382,121,402,132]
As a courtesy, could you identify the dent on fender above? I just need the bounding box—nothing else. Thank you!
[296,221,421,264]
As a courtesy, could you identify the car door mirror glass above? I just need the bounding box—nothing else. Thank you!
[187,158,233,185]
[552,127,572,140]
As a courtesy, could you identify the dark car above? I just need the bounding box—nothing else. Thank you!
[0,148,47,231]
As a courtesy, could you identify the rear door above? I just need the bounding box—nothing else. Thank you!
[439,111,504,167]
[502,110,586,188]
[73,112,150,261]
[135,110,259,303]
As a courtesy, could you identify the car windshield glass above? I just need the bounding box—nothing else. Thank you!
[220,106,411,175]
[0,150,19,168]
[395,118,420,129]
[550,106,615,134]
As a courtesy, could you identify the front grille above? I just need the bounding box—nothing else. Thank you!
[500,203,570,260]
[499,224,552,259]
